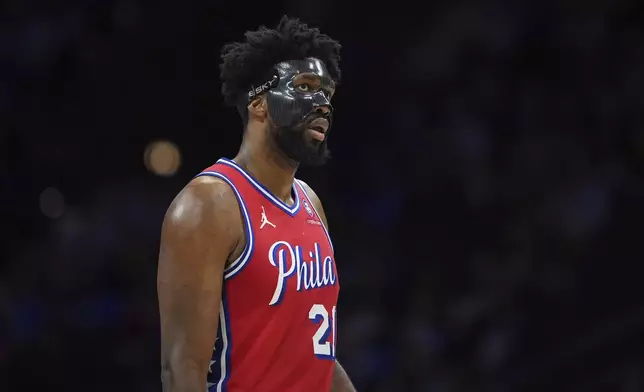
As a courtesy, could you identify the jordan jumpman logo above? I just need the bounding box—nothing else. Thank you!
[260,206,276,229]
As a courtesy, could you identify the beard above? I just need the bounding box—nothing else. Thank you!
[269,114,331,167]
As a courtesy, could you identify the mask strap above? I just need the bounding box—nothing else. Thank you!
[247,69,279,101]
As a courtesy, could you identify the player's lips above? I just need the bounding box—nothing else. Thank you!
[308,118,329,134]
[305,118,329,141]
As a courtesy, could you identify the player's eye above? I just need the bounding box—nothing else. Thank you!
[296,84,312,92]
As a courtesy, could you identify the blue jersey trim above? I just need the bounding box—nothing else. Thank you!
[217,158,301,217]
[207,287,232,392]
[295,179,334,253]
[196,171,254,279]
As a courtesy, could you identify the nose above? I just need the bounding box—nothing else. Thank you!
[314,105,331,115]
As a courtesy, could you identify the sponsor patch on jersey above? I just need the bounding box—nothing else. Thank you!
[303,198,314,217]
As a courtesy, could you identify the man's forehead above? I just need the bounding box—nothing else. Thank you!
[276,58,332,81]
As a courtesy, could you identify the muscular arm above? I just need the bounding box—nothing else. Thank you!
[157,177,242,392]
[331,361,356,392]
[299,180,357,392]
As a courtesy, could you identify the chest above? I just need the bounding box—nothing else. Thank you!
[239,203,339,309]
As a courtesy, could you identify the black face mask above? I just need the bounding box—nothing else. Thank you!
[246,57,335,166]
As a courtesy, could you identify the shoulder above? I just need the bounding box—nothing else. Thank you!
[296,179,323,211]
[162,175,242,242]
[296,179,319,202]
[157,177,241,307]
[296,179,329,229]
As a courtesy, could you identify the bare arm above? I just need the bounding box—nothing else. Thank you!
[157,177,242,392]
[298,180,357,392]
[331,361,357,392]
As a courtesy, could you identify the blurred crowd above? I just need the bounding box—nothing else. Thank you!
[2,1,644,391]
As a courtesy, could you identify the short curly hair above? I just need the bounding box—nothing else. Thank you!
[219,15,342,121]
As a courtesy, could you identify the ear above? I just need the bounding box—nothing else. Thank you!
[247,96,268,121]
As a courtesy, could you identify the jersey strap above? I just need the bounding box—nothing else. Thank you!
[295,179,334,252]
[194,169,255,280]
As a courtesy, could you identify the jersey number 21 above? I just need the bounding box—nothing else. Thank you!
[309,304,337,360]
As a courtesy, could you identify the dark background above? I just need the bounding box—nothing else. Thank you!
[2,1,644,391]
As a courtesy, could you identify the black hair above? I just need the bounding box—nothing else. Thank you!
[219,15,342,123]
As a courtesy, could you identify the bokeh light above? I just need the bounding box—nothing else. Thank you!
[39,187,65,219]
[144,139,181,177]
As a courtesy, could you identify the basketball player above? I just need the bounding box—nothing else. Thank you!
[157,16,356,392]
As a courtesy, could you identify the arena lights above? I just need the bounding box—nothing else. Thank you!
[39,187,65,219]
[144,139,182,177]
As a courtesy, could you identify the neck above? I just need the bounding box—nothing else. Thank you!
[234,134,298,204]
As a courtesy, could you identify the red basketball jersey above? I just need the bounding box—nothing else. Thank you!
[197,158,340,392]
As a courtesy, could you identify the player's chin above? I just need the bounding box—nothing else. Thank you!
[307,139,327,153]
[302,146,330,167]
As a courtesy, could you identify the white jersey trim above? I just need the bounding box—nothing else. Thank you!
[197,171,254,280]
[217,158,301,217]
[295,179,334,253]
